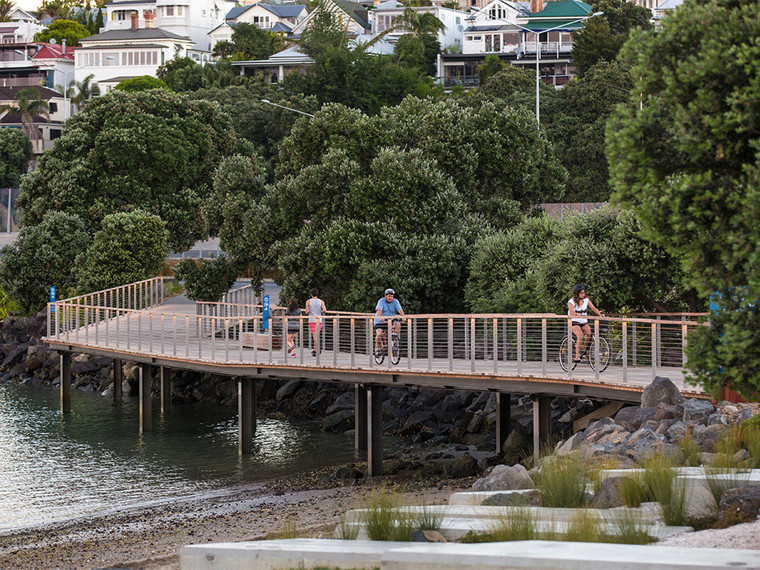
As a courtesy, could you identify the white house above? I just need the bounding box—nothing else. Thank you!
[104,0,230,51]
[0,85,67,156]
[289,0,370,37]
[371,0,469,52]
[461,0,527,55]
[0,8,44,44]
[76,12,194,92]
[209,3,307,51]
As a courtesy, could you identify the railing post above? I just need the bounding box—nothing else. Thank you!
[239,318,243,363]
[566,318,573,378]
[334,315,339,367]
[268,317,274,365]
[541,318,547,376]
[407,317,412,370]
[594,318,600,380]
[427,317,433,371]
[632,321,637,366]
[350,317,355,368]
[651,321,657,379]
[470,317,476,373]
[682,323,688,368]
[493,317,498,374]
[448,317,454,372]
[622,320,628,383]
[517,317,522,375]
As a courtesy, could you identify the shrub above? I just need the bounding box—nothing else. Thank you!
[174,256,238,302]
[74,210,169,292]
[360,491,415,542]
[535,454,589,508]
[641,453,687,526]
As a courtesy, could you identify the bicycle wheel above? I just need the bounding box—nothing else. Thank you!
[558,337,575,371]
[374,334,385,364]
[588,336,611,372]
[390,334,401,365]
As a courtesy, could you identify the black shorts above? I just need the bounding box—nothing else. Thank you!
[374,320,400,331]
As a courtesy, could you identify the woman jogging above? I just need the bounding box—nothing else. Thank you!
[568,284,603,362]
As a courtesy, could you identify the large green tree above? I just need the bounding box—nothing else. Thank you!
[229,22,286,60]
[19,89,249,251]
[33,18,91,46]
[0,129,33,187]
[606,0,760,397]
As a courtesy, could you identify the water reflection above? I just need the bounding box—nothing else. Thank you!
[0,383,354,530]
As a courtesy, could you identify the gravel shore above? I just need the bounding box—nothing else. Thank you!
[0,466,470,570]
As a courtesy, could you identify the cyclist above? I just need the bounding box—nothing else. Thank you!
[374,288,404,354]
[568,284,603,362]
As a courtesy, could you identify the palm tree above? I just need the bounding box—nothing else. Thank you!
[393,7,445,37]
[0,0,15,22]
[0,86,50,141]
[71,74,101,110]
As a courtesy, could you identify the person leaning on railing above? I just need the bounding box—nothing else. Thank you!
[568,284,604,362]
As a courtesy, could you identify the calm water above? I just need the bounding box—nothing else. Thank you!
[0,382,354,531]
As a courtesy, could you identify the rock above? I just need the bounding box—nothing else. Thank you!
[682,399,715,423]
[718,485,760,527]
[641,376,684,408]
[694,424,730,453]
[411,530,447,543]
[400,411,436,436]
[276,380,302,402]
[482,489,544,507]
[333,466,363,480]
[467,411,484,434]
[555,432,586,456]
[655,403,683,421]
[666,421,689,442]
[685,481,718,522]
[614,406,657,432]
[502,429,530,454]
[443,453,478,478]
[1,346,25,368]
[589,477,626,509]
[473,464,534,492]
[24,355,43,371]
[321,409,354,432]
[325,391,355,414]
[707,412,729,426]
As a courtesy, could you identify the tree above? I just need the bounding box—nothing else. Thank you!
[37,0,75,20]
[74,210,169,292]
[393,7,445,37]
[395,33,439,76]
[19,89,249,251]
[229,22,286,60]
[476,54,505,84]
[606,0,760,397]
[34,19,91,46]
[0,86,49,140]
[0,211,91,313]
[174,257,239,302]
[212,40,234,59]
[571,0,652,76]
[0,0,15,22]
[94,8,103,30]
[0,129,33,187]
[114,75,168,92]
[70,73,100,109]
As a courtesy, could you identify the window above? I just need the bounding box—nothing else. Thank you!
[560,32,572,44]
[50,129,62,140]
[456,16,461,24]
[503,32,518,44]
[102,52,119,66]
[488,7,505,20]
[493,34,500,51]
[49,102,58,113]
[485,35,492,51]
[177,6,183,16]
[166,6,174,16]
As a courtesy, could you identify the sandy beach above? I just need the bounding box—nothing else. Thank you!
[0,466,470,570]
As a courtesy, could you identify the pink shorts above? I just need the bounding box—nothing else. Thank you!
[309,322,323,334]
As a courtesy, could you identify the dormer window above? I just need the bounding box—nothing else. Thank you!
[488,7,506,20]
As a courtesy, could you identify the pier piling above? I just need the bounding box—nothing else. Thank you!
[532,395,551,463]
[355,384,367,453]
[495,393,511,453]
[59,351,71,414]
[367,385,383,477]
[139,364,152,433]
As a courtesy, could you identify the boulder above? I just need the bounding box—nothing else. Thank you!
[502,429,530,454]
[276,380,302,402]
[400,411,436,436]
[472,463,534,492]
[589,476,626,509]
[1,346,26,368]
[655,403,683,421]
[614,406,657,432]
[694,424,730,453]
[443,453,479,478]
[718,485,760,527]
[682,399,715,423]
[321,409,354,432]
[325,391,355,414]
[641,376,684,408]
[467,410,484,434]
[555,432,586,456]
[482,489,544,507]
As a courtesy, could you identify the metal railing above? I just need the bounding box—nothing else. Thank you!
[46,293,706,385]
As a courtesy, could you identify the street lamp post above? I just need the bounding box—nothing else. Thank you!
[260,99,314,117]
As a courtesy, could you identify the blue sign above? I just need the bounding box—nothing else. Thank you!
[262,294,270,331]
[49,286,56,313]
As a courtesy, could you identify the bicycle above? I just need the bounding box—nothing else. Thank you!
[374,326,401,365]
[559,333,610,372]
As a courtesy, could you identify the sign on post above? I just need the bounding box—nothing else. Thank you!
[262,294,270,331]
[50,286,56,313]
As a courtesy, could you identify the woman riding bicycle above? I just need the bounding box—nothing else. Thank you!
[568,284,603,362]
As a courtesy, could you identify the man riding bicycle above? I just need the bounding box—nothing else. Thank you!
[374,288,405,354]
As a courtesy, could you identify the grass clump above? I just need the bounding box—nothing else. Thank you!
[565,511,601,543]
[489,509,538,542]
[275,515,299,539]
[415,503,443,532]
[740,415,760,468]
[641,453,687,526]
[335,516,359,540]
[679,429,701,467]
[608,510,656,545]
[619,474,650,508]
[360,492,415,541]
[535,454,589,508]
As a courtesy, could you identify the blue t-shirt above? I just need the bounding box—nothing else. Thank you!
[374,298,402,325]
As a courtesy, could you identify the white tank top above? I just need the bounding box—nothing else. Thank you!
[568,297,589,324]
[307,298,323,323]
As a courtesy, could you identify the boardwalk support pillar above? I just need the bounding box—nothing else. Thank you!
[238,378,257,454]
[160,366,171,414]
[532,395,551,463]
[355,384,367,453]
[113,358,122,399]
[139,364,152,433]
[495,393,511,453]
[60,351,71,414]
[367,385,383,477]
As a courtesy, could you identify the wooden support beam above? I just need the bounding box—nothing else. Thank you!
[160,366,171,414]
[367,384,383,477]
[355,384,367,453]
[532,395,551,464]
[139,363,152,433]
[113,358,122,399]
[60,351,71,414]
[495,392,511,453]
[238,377,256,454]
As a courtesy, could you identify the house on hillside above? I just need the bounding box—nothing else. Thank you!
[439,0,591,88]
[0,42,75,99]
[0,85,66,157]
[289,0,370,37]
[0,8,43,44]
[76,12,194,92]
[371,0,468,53]
[208,3,308,51]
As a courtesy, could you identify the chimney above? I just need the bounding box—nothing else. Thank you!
[373,0,380,5]
[530,0,543,12]
[131,11,139,30]
[144,10,154,28]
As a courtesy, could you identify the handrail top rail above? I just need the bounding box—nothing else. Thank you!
[56,276,168,304]
[49,300,708,326]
